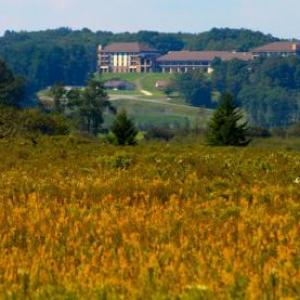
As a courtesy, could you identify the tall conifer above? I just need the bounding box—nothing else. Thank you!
[111,110,138,146]
[206,93,250,146]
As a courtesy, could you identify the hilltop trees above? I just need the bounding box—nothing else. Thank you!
[187,28,277,51]
[0,28,277,102]
[206,93,250,146]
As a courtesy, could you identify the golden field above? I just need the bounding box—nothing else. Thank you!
[1,137,300,299]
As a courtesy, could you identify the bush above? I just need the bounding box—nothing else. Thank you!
[0,106,20,138]
[248,127,271,138]
[270,127,287,138]
[21,109,71,135]
[145,127,175,141]
[287,123,300,137]
[97,152,133,170]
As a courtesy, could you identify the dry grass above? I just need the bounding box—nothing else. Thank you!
[0,136,300,299]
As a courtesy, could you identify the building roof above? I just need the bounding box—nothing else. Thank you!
[252,41,300,53]
[157,50,253,62]
[104,80,135,90]
[102,42,159,53]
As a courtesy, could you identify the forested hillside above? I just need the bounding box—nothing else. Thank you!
[212,56,300,127]
[0,27,278,100]
[171,56,300,128]
[184,28,278,51]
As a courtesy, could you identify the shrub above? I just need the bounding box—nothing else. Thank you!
[287,123,300,137]
[145,127,175,141]
[21,109,70,135]
[270,127,287,138]
[0,106,20,138]
[248,126,271,138]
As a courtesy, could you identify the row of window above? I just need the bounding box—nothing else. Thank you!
[158,61,210,66]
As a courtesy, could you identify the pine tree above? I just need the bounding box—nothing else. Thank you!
[111,110,138,146]
[206,93,250,146]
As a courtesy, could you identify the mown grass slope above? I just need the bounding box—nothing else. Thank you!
[38,72,210,129]
[1,137,300,299]
[105,99,210,129]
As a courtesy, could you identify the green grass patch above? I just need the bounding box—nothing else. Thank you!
[106,99,211,129]
[97,72,175,98]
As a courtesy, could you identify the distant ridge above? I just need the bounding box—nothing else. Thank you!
[0,27,282,100]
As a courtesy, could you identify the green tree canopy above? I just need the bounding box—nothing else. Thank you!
[50,83,67,113]
[173,71,213,108]
[211,56,300,128]
[46,79,116,135]
[79,79,115,135]
[0,59,24,107]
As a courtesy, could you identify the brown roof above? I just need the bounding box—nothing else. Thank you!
[157,51,253,62]
[103,42,159,53]
[252,42,300,53]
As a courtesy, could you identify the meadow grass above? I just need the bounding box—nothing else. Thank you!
[106,99,210,129]
[1,136,300,299]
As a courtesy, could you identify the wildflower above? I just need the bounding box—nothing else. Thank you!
[294,177,300,184]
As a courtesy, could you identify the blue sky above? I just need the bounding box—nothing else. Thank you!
[0,0,299,38]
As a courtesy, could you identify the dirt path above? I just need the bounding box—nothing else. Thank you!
[134,75,153,96]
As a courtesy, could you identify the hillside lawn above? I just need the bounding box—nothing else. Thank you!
[98,72,212,129]
[96,72,176,99]
[105,98,211,129]
[38,73,212,129]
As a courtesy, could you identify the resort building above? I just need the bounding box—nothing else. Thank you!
[97,42,161,73]
[156,51,253,73]
[252,41,300,58]
[98,40,300,75]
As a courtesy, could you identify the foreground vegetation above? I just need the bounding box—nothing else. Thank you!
[1,137,300,299]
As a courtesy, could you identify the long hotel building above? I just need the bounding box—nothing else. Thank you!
[156,50,253,73]
[97,41,300,75]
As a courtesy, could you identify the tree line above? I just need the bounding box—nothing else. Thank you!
[170,56,300,128]
[0,58,139,145]
[0,56,251,147]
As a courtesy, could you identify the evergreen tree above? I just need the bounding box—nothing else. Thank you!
[111,110,138,146]
[206,93,250,146]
